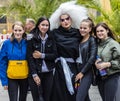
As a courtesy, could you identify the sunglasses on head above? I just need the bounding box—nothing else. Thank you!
[60,16,70,22]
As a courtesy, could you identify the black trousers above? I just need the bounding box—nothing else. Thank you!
[8,78,28,101]
[29,71,53,101]
[98,73,120,101]
[76,70,92,101]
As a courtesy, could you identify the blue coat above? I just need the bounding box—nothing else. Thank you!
[0,39,27,86]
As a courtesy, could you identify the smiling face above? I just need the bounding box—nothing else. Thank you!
[38,20,49,35]
[96,25,109,40]
[60,14,72,29]
[13,24,25,41]
[25,21,35,32]
[79,21,91,37]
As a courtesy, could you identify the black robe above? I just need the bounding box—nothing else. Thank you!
[51,26,81,101]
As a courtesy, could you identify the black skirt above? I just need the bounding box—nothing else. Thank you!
[50,61,78,101]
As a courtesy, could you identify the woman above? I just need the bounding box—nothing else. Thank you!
[27,17,57,101]
[0,21,28,101]
[50,13,81,101]
[94,22,120,101]
[49,2,88,101]
[75,18,97,101]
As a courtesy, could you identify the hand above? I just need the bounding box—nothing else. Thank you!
[33,75,41,86]
[95,61,101,69]
[75,72,84,82]
[95,59,102,69]
[95,61,111,70]
[33,50,42,59]
[4,86,8,90]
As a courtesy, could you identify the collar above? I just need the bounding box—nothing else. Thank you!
[99,37,112,46]
[38,34,48,41]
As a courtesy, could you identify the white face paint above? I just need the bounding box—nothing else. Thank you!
[60,14,72,29]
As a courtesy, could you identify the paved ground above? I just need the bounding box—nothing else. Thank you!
[0,81,32,101]
[0,82,102,101]
[89,86,102,101]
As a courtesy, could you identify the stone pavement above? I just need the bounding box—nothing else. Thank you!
[0,82,102,101]
[89,86,102,101]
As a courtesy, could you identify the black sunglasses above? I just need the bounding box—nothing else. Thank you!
[60,17,70,22]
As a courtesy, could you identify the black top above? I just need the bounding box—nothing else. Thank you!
[79,36,97,74]
[52,26,81,60]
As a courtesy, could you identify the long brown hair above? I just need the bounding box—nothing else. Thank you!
[94,22,115,41]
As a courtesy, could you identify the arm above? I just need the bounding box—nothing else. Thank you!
[96,41,120,70]
[33,35,57,61]
[0,41,8,87]
[81,37,97,74]
[76,37,97,81]
[108,41,120,70]
[27,39,37,75]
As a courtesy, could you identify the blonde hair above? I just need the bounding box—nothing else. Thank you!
[12,21,24,30]
[26,18,35,25]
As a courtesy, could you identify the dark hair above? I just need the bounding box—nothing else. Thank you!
[81,17,94,35]
[11,21,26,41]
[32,16,50,35]
[94,22,115,41]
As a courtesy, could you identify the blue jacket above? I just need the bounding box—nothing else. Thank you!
[0,39,27,86]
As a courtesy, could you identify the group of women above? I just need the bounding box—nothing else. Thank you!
[0,5,120,101]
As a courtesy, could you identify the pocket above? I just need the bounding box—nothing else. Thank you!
[33,43,40,50]
[47,43,52,48]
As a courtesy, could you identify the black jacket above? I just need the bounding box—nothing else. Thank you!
[27,33,57,75]
[79,36,97,74]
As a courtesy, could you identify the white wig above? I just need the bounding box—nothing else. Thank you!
[49,1,88,30]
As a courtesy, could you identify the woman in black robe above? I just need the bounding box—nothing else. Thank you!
[50,14,82,101]
[49,2,88,101]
